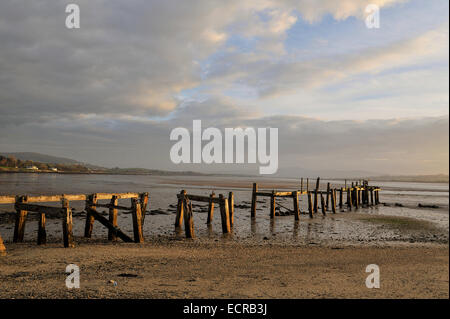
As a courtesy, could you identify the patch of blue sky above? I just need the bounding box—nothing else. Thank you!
[284,0,448,61]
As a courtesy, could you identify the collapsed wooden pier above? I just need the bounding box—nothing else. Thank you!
[251,178,380,219]
[0,192,148,251]
[0,177,381,255]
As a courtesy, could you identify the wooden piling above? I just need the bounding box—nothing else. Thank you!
[228,192,234,227]
[320,193,326,215]
[13,196,28,243]
[131,198,144,243]
[219,194,231,234]
[293,191,300,221]
[347,188,352,209]
[300,178,303,193]
[354,189,359,209]
[251,183,257,218]
[331,189,337,214]
[339,188,343,208]
[37,212,46,245]
[175,190,186,227]
[325,182,330,211]
[306,178,309,192]
[207,192,215,225]
[270,191,276,219]
[62,206,74,248]
[140,192,149,224]
[84,194,97,238]
[183,199,195,239]
[307,192,313,218]
[108,195,118,241]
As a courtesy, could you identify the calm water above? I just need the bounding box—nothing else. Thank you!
[0,173,448,244]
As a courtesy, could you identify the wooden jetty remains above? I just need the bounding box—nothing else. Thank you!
[175,190,234,238]
[250,178,380,219]
[0,192,149,251]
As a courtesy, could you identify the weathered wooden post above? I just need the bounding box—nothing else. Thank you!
[183,199,195,239]
[175,190,186,227]
[307,178,309,192]
[339,188,343,209]
[331,189,337,214]
[251,183,257,218]
[62,198,74,248]
[0,234,6,256]
[13,195,28,243]
[270,190,276,219]
[375,189,380,205]
[228,191,234,227]
[37,199,48,245]
[293,191,300,221]
[219,194,231,234]
[84,193,97,238]
[320,193,326,216]
[314,177,320,213]
[131,198,144,243]
[207,192,215,225]
[108,195,118,241]
[370,188,374,206]
[325,182,330,211]
[307,192,313,218]
[354,188,359,209]
[300,178,303,193]
[347,188,352,209]
[140,192,149,224]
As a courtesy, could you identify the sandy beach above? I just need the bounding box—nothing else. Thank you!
[0,239,448,299]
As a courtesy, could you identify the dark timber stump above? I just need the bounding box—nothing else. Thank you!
[183,199,195,239]
[293,191,300,221]
[308,192,313,218]
[175,190,186,227]
[251,183,258,218]
[84,194,97,238]
[270,191,276,219]
[37,212,46,245]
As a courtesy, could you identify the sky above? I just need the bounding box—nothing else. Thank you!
[0,0,448,176]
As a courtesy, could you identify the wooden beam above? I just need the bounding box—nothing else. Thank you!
[320,193,326,216]
[87,208,133,242]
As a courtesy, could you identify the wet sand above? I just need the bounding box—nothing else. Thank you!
[0,240,448,299]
